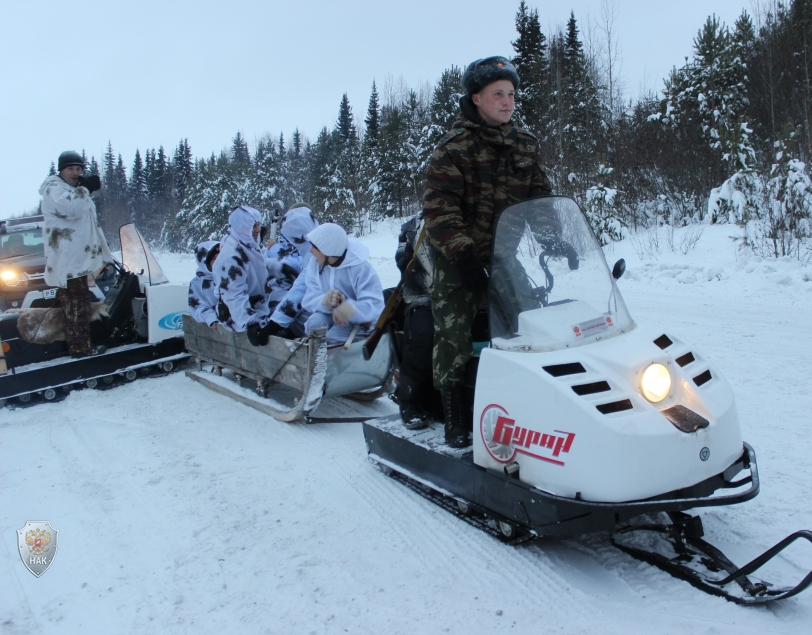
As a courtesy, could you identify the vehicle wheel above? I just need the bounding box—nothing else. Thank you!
[141,366,152,376]
[86,378,98,389]
[457,500,471,515]
[161,361,175,373]
[101,375,114,385]
[125,370,137,381]
[43,389,57,401]
[18,393,32,403]
[498,521,516,539]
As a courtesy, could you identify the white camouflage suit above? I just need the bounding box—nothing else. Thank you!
[38,175,113,287]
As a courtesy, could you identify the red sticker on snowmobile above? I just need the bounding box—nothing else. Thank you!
[479,404,575,466]
[573,316,611,337]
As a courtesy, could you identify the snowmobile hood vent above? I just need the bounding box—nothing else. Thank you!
[543,362,586,377]
[660,405,709,432]
[571,381,611,396]
[596,399,633,414]
[693,369,713,386]
[654,334,673,349]
[675,352,695,367]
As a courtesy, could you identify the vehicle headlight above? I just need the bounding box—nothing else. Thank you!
[1,269,21,285]
[640,363,671,403]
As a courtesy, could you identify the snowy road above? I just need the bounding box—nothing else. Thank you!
[2,225,812,634]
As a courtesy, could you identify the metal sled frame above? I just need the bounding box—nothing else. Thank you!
[183,315,392,422]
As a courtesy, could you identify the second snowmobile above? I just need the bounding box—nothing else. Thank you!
[0,224,190,407]
[363,196,812,605]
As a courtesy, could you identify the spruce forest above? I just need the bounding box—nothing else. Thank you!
[67,1,812,260]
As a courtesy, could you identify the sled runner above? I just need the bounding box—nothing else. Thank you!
[0,224,190,407]
[363,195,812,605]
[183,316,393,422]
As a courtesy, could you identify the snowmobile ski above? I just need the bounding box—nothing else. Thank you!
[611,513,812,605]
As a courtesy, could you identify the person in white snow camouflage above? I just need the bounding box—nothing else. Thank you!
[265,235,301,311]
[254,203,320,342]
[188,241,223,329]
[301,223,384,345]
[39,150,112,357]
[214,206,274,335]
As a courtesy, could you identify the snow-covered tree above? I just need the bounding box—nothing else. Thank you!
[585,163,625,245]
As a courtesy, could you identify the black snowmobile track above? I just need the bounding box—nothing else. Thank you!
[1,338,189,406]
[373,459,536,546]
[611,513,812,605]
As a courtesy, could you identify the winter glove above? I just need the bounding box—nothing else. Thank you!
[78,175,101,193]
[280,263,299,282]
[322,289,344,310]
[217,299,231,323]
[455,248,489,294]
[260,226,268,243]
[332,300,355,326]
[246,320,285,346]
[536,232,579,270]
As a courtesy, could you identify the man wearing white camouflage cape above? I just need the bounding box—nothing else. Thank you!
[39,150,113,357]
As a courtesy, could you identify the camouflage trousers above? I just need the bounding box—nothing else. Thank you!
[430,253,487,389]
[58,276,91,357]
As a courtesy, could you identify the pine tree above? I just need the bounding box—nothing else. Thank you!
[360,82,382,222]
[555,13,605,195]
[251,136,285,216]
[585,162,625,245]
[231,132,251,170]
[129,149,148,230]
[512,2,549,137]
[48,162,56,176]
[87,158,100,177]
[323,95,363,232]
[172,138,194,204]
[421,66,463,163]
[176,156,241,249]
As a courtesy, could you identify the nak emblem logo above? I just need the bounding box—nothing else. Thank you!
[480,404,575,466]
[17,521,59,577]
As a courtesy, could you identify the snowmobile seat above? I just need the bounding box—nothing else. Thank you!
[91,271,141,344]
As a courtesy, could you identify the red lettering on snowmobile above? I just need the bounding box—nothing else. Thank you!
[481,404,575,465]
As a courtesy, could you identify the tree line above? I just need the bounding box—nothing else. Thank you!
[67,0,811,258]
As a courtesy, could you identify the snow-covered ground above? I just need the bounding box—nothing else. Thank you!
[2,221,812,634]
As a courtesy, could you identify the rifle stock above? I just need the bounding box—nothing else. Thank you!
[362,283,403,360]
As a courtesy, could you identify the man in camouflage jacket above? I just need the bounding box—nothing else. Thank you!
[422,56,558,447]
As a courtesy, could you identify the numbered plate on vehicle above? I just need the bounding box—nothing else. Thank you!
[43,288,57,299]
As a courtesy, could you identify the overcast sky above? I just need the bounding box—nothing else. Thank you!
[1,0,753,218]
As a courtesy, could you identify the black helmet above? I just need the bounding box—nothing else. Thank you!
[461,56,520,97]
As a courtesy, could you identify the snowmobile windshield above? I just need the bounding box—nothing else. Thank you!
[120,224,168,285]
[488,196,634,352]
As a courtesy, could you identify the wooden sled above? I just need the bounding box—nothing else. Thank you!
[182,315,393,421]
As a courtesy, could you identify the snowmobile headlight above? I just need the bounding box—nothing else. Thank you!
[640,363,671,403]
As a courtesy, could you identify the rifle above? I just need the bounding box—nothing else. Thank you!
[362,223,428,361]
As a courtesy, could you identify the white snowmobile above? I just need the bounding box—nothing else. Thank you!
[0,224,190,407]
[363,196,812,605]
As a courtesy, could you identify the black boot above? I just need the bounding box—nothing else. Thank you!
[441,386,471,448]
[397,375,429,430]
